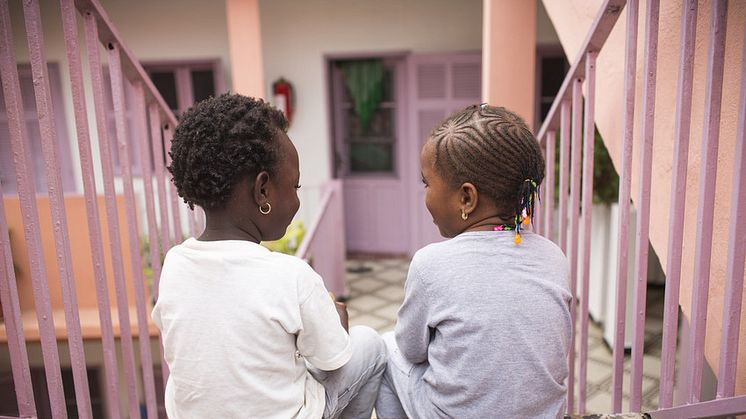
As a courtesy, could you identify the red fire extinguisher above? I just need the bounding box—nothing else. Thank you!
[272,77,294,124]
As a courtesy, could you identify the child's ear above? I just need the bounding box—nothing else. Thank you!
[253,171,270,205]
[460,182,479,214]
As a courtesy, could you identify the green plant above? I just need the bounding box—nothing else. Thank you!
[140,237,166,286]
[552,127,619,205]
[262,220,306,255]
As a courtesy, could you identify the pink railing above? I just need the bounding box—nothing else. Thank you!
[296,180,347,298]
[0,0,200,417]
[536,0,746,417]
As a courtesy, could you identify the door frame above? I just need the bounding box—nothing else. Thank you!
[324,50,412,255]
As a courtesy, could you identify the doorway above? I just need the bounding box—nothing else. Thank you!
[328,52,481,256]
[329,55,410,255]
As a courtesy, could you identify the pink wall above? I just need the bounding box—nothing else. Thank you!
[543,0,746,395]
[226,0,265,98]
[482,0,537,128]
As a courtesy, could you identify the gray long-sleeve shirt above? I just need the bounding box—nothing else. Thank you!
[395,230,572,418]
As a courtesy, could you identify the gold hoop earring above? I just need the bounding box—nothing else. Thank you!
[461,208,468,221]
[259,202,272,215]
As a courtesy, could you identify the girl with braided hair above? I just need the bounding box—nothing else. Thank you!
[375,104,572,419]
[153,93,386,419]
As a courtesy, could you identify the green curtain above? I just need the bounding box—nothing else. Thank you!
[337,59,384,131]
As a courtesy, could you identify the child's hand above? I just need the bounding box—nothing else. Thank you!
[328,292,349,332]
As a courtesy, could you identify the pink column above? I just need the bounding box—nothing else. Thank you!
[566,77,583,415]
[659,0,697,408]
[147,104,171,390]
[716,13,746,399]
[59,1,121,417]
[0,2,66,417]
[83,13,141,419]
[109,43,154,419]
[482,0,536,127]
[558,101,571,253]
[687,0,728,403]
[149,104,172,256]
[132,81,160,419]
[23,1,93,416]
[163,126,183,245]
[225,0,265,98]
[144,104,165,294]
[612,0,638,412]
[0,186,36,417]
[578,51,597,414]
[544,131,556,242]
[629,0,659,411]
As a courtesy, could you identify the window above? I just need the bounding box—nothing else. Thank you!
[535,46,570,126]
[144,60,224,116]
[0,63,75,195]
[331,59,398,176]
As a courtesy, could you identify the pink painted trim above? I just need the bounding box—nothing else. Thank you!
[558,101,570,254]
[0,2,65,416]
[147,104,170,391]
[629,0,659,411]
[163,126,183,244]
[149,104,171,259]
[717,11,746,399]
[0,182,36,416]
[686,0,727,403]
[83,14,141,419]
[146,105,165,295]
[132,81,159,419]
[109,44,148,419]
[659,0,697,408]
[536,0,627,143]
[612,0,638,412]
[25,2,96,416]
[544,130,556,241]
[566,77,583,415]
[23,1,93,417]
[295,180,347,296]
[296,186,335,260]
[648,395,746,419]
[578,52,597,414]
[59,2,121,416]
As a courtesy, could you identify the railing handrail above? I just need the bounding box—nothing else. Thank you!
[295,180,338,260]
[74,0,177,128]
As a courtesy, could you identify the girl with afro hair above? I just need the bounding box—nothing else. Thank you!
[152,93,386,419]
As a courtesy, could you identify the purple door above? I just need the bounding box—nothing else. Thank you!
[331,56,410,254]
[407,52,482,254]
[329,52,481,255]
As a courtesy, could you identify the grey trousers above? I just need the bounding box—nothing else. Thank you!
[309,326,387,419]
[374,331,428,419]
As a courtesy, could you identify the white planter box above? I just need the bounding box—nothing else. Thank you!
[576,203,664,349]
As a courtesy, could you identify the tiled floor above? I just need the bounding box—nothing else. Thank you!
[344,257,664,415]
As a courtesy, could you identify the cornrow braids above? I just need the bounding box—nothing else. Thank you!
[428,104,545,230]
[168,93,288,210]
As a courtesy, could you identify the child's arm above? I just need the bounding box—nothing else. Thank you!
[394,261,431,364]
[329,292,349,332]
[296,272,353,371]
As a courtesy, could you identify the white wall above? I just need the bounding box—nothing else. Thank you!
[258,0,482,221]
